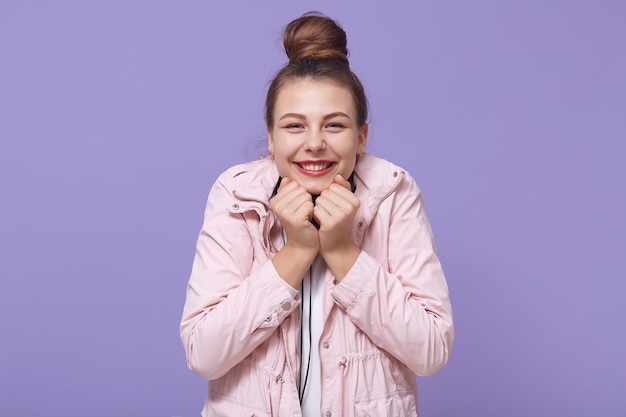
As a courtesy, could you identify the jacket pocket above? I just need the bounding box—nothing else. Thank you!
[204,390,270,417]
[204,360,272,417]
[354,389,418,417]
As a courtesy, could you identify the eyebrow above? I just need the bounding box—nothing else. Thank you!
[278,112,352,121]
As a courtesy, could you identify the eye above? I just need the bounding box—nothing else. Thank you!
[285,123,305,131]
[325,122,345,131]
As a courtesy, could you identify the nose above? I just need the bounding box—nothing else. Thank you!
[303,130,325,152]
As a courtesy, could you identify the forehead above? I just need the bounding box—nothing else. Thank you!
[275,78,355,115]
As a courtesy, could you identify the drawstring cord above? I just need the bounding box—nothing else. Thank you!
[299,265,312,404]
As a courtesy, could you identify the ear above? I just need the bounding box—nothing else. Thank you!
[267,128,275,156]
[357,123,368,155]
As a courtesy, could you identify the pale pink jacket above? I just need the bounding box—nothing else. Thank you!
[181,153,454,417]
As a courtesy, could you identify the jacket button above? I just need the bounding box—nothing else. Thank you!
[392,171,398,177]
[265,316,272,322]
[232,203,240,210]
[323,342,329,349]
[332,279,338,285]
[357,221,363,228]
[281,301,291,311]
[326,412,332,417]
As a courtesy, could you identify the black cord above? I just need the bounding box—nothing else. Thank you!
[298,266,313,404]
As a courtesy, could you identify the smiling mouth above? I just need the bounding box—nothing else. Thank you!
[298,161,334,171]
[295,161,336,176]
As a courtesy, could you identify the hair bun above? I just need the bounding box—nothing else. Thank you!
[283,12,349,65]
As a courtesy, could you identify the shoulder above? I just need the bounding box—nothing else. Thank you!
[355,153,420,196]
[203,157,278,217]
[218,157,275,183]
[213,157,279,197]
[356,153,401,171]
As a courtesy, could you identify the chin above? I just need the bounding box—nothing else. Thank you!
[302,180,332,195]
[307,188,325,196]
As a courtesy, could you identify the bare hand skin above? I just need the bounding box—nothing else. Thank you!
[271,175,361,286]
[313,174,361,281]
[270,177,319,288]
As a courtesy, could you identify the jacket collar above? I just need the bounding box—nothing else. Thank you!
[354,153,405,201]
[228,157,280,207]
[229,153,404,212]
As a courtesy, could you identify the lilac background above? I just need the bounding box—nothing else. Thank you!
[1,1,624,416]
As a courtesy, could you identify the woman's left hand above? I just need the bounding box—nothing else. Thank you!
[313,174,361,280]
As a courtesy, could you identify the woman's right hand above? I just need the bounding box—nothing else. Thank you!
[269,177,319,287]
[270,177,319,251]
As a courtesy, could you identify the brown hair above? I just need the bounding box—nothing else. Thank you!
[265,12,369,128]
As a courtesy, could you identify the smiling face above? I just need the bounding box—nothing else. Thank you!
[267,78,368,195]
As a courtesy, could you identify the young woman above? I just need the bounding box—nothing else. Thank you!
[181,12,454,417]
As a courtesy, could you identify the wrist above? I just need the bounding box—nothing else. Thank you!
[272,244,318,288]
[320,243,360,282]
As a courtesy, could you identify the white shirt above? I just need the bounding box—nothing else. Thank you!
[299,255,325,416]
[281,253,325,417]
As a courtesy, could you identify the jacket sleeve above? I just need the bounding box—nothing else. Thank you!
[180,176,298,380]
[330,173,454,377]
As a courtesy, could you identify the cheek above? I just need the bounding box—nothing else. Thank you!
[274,137,302,159]
[338,150,358,173]
[343,156,357,173]
[273,145,294,159]
[337,136,360,158]
[271,139,295,174]
[341,139,360,173]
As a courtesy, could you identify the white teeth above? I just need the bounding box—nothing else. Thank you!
[300,163,330,171]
